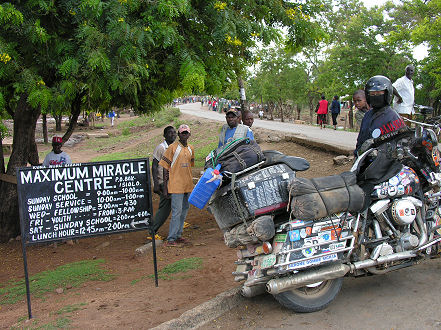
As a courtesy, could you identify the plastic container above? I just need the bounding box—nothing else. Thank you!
[189,164,222,209]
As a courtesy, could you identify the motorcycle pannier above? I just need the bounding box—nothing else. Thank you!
[289,171,365,220]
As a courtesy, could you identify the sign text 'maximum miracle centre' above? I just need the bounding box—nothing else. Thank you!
[17,159,153,244]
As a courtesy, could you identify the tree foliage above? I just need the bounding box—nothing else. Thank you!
[387,0,441,111]
[0,0,330,241]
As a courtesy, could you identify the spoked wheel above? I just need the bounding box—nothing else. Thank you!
[272,278,343,313]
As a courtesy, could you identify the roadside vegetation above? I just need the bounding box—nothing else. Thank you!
[0,259,113,305]
[86,107,220,166]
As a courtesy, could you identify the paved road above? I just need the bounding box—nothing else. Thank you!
[201,257,441,329]
[178,103,358,154]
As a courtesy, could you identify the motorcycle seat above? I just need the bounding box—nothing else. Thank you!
[262,150,310,172]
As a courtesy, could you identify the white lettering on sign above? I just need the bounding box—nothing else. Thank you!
[18,159,152,244]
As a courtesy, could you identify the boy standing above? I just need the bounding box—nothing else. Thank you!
[353,89,370,129]
[159,124,195,246]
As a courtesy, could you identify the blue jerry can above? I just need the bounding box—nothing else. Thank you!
[189,164,222,209]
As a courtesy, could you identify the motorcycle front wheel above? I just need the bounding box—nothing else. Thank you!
[272,278,343,313]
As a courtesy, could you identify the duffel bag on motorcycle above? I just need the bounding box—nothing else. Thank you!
[224,215,275,248]
[289,171,365,220]
[205,137,264,173]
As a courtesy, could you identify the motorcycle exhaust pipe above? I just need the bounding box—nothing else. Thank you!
[266,263,350,295]
[241,284,267,298]
[352,250,417,270]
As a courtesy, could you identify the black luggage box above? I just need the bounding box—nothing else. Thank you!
[207,164,295,230]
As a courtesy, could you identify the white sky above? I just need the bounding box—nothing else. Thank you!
[361,0,428,60]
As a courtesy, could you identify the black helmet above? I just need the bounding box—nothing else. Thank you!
[365,75,393,109]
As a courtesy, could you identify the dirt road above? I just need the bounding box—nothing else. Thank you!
[178,102,358,153]
[202,257,441,329]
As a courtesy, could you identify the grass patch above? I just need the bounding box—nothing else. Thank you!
[85,132,135,151]
[148,257,203,281]
[193,140,218,168]
[121,127,131,136]
[89,151,135,162]
[0,259,113,305]
[53,302,87,315]
[150,106,181,128]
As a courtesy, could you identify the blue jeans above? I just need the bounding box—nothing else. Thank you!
[167,193,190,241]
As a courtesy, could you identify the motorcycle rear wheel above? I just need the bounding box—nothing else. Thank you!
[272,278,343,313]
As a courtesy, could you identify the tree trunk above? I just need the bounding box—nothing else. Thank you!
[42,113,48,144]
[308,92,314,124]
[62,92,84,143]
[348,100,354,129]
[297,104,301,120]
[237,75,249,112]
[0,135,4,174]
[269,102,274,120]
[280,102,284,122]
[0,94,41,242]
[54,114,62,131]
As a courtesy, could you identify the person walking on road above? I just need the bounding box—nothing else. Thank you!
[148,126,177,241]
[108,110,116,126]
[159,124,195,246]
[330,95,341,130]
[316,95,328,129]
[393,65,415,126]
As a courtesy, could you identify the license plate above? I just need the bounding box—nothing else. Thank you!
[287,253,338,270]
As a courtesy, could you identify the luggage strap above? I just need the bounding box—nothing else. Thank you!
[310,178,342,242]
[230,173,249,227]
[171,144,192,168]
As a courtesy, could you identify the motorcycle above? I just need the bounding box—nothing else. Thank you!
[206,117,441,313]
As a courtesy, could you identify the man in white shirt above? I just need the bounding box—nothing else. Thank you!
[393,65,415,124]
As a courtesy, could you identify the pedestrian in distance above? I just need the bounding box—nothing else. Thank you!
[108,110,116,126]
[159,124,195,246]
[148,126,177,241]
[315,95,328,129]
[42,136,72,166]
[330,95,341,130]
[393,64,415,126]
[353,89,370,130]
